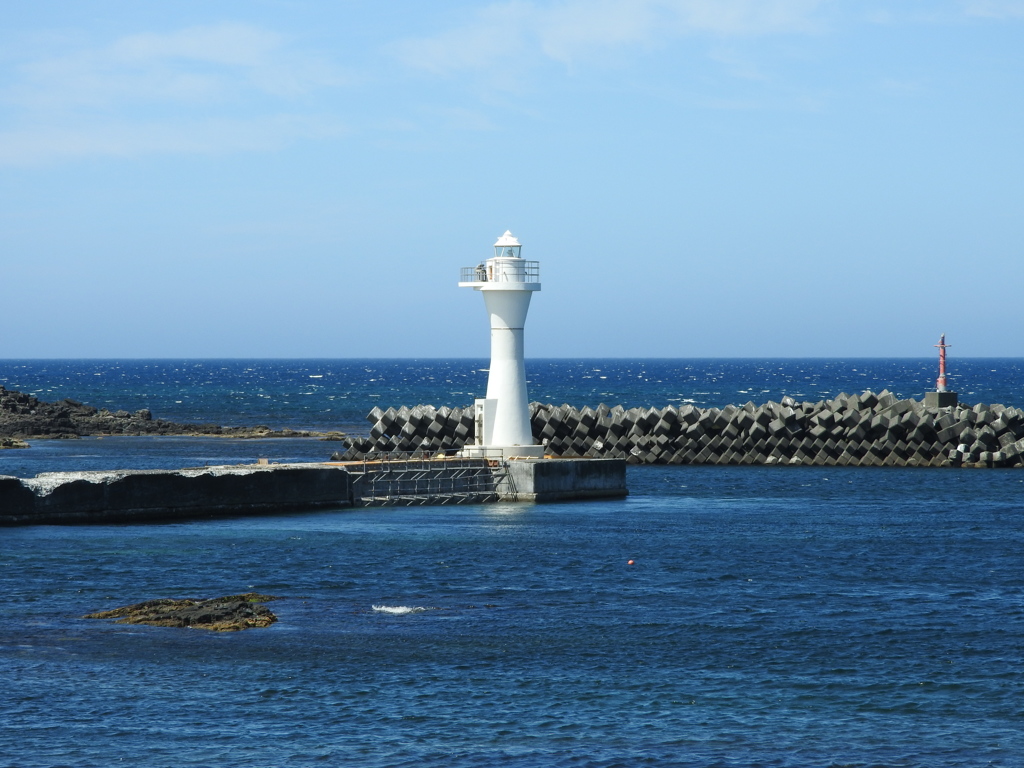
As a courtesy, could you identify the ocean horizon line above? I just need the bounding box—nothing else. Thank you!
[3,355,1022,363]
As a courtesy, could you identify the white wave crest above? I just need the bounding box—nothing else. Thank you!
[372,604,426,615]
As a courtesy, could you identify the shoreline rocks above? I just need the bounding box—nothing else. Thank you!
[83,593,280,631]
[0,385,342,442]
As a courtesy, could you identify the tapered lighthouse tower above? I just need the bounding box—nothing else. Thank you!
[924,333,958,408]
[458,230,545,458]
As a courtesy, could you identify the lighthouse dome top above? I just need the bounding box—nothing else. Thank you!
[493,230,522,259]
[494,230,520,248]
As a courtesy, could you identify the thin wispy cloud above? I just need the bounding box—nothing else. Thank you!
[391,0,826,76]
[0,115,347,166]
[0,23,350,164]
[865,1,1024,24]
[962,0,1024,17]
[9,23,348,109]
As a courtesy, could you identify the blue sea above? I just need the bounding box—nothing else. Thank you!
[2,359,1024,767]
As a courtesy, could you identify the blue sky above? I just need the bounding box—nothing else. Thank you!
[2,0,1021,358]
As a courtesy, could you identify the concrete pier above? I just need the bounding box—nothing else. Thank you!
[500,458,627,502]
[0,456,628,525]
[0,465,355,525]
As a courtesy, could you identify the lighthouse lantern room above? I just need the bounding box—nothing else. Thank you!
[458,230,545,458]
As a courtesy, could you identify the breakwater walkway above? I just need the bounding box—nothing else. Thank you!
[333,390,1024,468]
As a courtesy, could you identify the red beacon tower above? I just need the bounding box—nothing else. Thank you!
[925,334,958,408]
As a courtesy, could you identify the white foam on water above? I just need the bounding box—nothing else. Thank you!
[372,605,426,615]
[22,471,129,496]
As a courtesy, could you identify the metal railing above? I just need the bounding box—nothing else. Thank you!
[460,258,540,285]
[345,452,510,506]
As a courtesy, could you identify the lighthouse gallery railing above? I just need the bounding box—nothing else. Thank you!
[460,259,540,284]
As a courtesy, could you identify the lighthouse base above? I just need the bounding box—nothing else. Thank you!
[459,444,546,460]
[925,391,958,408]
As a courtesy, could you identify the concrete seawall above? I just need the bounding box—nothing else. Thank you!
[1,457,627,525]
[0,465,355,525]
[332,390,1024,468]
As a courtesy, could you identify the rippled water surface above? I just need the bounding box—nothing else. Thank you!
[4,467,1024,767]
[2,357,1022,433]
[2,360,1024,766]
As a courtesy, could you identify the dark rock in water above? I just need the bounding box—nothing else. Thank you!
[0,436,28,449]
[0,385,334,440]
[83,593,280,631]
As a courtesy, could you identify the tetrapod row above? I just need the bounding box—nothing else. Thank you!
[331,405,474,459]
[330,391,1024,468]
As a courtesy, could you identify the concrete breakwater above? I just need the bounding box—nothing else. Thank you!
[332,390,1024,468]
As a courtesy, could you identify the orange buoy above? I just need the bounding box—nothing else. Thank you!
[627,560,635,565]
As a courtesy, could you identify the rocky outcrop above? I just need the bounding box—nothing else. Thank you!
[0,436,28,449]
[331,391,1024,468]
[0,385,338,440]
[84,593,279,631]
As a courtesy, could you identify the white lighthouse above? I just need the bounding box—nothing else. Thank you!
[458,230,545,458]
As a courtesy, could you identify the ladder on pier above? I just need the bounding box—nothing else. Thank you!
[347,454,511,506]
